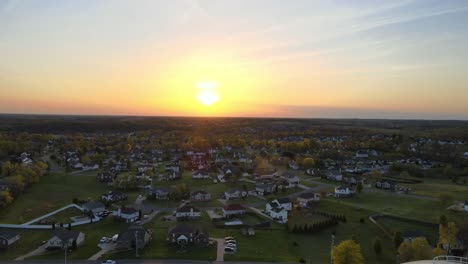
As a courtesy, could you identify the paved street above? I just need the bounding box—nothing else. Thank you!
[0,260,294,264]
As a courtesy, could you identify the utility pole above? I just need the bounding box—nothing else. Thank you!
[330,233,335,264]
[135,230,139,258]
[64,243,68,264]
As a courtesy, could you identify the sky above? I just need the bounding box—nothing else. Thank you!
[1,0,468,119]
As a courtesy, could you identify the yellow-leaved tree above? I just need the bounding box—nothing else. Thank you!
[332,240,364,264]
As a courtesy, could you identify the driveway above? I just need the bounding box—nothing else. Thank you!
[88,242,116,260]
[206,210,223,220]
[15,244,48,260]
[212,238,225,262]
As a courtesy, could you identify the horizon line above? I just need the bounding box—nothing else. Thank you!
[1,112,467,122]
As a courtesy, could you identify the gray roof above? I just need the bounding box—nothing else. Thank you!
[0,229,18,240]
[121,207,138,214]
[52,229,82,241]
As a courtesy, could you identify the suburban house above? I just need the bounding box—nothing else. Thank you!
[326,170,343,181]
[277,197,293,210]
[223,189,247,200]
[161,170,181,180]
[190,191,211,202]
[175,205,201,219]
[97,171,117,183]
[0,230,20,249]
[115,226,152,250]
[46,230,85,250]
[222,204,247,218]
[101,191,128,203]
[280,174,300,188]
[288,161,299,170]
[167,224,209,246]
[265,201,288,224]
[82,201,106,215]
[334,186,355,198]
[146,187,169,200]
[296,192,321,207]
[255,182,276,196]
[343,175,366,185]
[113,207,139,223]
[375,180,397,191]
[355,150,369,158]
[192,170,210,179]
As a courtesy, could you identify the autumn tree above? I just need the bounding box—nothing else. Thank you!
[302,158,315,169]
[439,222,459,254]
[332,240,364,264]
[0,191,13,208]
[398,237,432,262]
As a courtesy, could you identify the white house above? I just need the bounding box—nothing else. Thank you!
[326,170,343,181]
[265,199,289,224]
[192,170,210,179]
[113,207,139,223]
[296,192,321,207]
[334,186,354,198]
[175,205,201,219]
[46,230,85,250]
[224,189,246,200]
[281,174,300,188]
[355,150,369,159]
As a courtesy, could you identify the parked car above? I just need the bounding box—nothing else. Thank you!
[225,236,235,240]
[101,260,116,264]
[99,237,108,243]
[226,242,237,248]
[224,247,236,254]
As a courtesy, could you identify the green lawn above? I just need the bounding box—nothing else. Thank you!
[38,207,83,225]
[0,173,112,224]
[212,200,397,263]
[375,216,438,244]
[0,229,51,260]
[409,178,468,201]
[324,190,467,225]
[28,218,130,260]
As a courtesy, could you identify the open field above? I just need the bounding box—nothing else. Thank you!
[408,178,468,201]
[375,216,438,244]
[324,190,468,225]
[0,173,111,224]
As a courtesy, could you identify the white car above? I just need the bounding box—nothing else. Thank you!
[224,247,236,254]
[99,237,108,243]
[225,242,237,248]
[225,239,236,244]
[101,260,116,264]
[225,236,235,240]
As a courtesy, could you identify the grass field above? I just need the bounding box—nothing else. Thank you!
[38,207,84,225]
[324,190,467,225]
[409,178,468,201]
[375,216,438,244]
[0,173,112,224]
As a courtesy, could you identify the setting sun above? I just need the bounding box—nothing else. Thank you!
[196,90,219,106]
[196,81,220,106]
